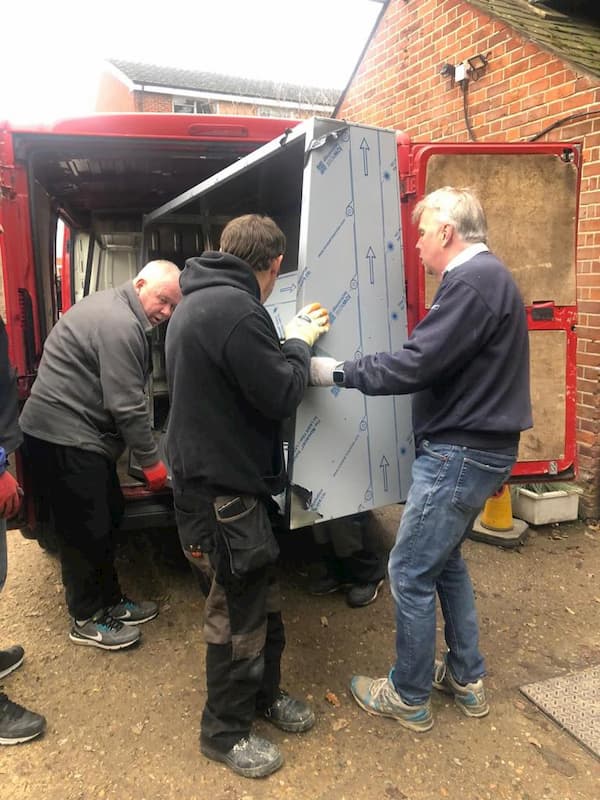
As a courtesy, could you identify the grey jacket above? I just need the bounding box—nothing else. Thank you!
[20,282,159,467]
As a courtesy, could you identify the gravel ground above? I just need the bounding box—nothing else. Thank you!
[1,506,599,800]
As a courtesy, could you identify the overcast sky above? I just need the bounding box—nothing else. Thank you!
[1,0,382,122]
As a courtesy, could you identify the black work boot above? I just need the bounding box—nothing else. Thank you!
[0,693,46,745]
[262,689,315,733]
[201,733,283,778]
[346,577,385,608]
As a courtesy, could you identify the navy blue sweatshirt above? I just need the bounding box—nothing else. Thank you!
[343,251,532,451]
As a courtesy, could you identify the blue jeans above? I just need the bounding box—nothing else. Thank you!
[388,441,515,705]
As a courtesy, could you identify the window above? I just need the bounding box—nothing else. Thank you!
[257,106,297,119]
[172,97,216,114]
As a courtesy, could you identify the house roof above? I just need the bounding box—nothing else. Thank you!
[108,59,340,107]
[466,0,600,78]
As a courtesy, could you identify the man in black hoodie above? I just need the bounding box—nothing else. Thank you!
[165,214,329,778]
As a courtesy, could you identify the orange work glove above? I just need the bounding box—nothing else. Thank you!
[0,470,22,518]
[142,461,169,492]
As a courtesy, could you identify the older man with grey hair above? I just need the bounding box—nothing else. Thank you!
[310,187,532,732]
[21,260,181,651]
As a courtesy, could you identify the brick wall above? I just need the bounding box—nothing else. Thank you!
[95,71,135,112]
[337,0,600,517]
[135,92,171,112]
[135,92,316,118]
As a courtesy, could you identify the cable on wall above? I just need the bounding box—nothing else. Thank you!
[527,109,600,142]
[462,80,477,142]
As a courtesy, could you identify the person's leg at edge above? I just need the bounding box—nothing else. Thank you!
[0,518,6,593]
[0,517,23,675]
[0,518,47,744]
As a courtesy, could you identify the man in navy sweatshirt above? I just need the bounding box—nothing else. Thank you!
[309,186,532,732]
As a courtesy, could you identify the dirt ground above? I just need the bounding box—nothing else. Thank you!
[1,505,599,800]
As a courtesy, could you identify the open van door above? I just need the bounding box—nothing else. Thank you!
[402,141,581,481]
[144,117,415,529]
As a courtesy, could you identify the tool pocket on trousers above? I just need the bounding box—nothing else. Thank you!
[214,495,280,577]
[174,494,216,560]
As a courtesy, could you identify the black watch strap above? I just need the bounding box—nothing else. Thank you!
[332,364,345,386]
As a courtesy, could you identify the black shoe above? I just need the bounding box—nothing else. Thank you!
[263,689,315,733]
[308,573,350,596]
[346,578,385,608]
[0,645,24,679]
[0,693,46,745]
[201,733,283,778]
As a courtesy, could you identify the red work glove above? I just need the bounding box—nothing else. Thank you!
[142,460,169,492]
[0,471,22,518]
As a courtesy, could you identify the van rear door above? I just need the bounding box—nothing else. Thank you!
[404,141,581,481]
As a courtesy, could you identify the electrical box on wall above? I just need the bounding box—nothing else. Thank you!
[144,117,415,529]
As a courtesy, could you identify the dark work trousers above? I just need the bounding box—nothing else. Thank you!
[23,433,124,620]
[314,512,386,584]
[174,491,284,754]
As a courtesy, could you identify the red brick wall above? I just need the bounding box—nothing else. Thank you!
[135,92,316,118]
[95,70,135,111]
[337,0,600,517]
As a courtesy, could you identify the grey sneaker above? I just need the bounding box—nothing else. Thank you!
[69,610,141,650]
[350,673,433,732]
[262,689,315,732]
[108,595,158,625]
[0,693,46,745]
[201,733,283,778]
[433,658,489,717]
[0,645,24,679]
[346,578,385,608]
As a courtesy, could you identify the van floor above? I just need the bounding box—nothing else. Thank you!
[2,507,599,800]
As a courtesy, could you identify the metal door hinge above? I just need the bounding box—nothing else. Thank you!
[0,166,16,200]
[400,173,416,200]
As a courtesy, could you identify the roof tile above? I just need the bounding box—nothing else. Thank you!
[466,0,600,78]
[108,59,340,106]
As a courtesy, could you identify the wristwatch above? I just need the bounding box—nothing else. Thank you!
[332,363,345,387]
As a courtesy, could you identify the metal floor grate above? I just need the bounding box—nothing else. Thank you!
[520,665,600,759]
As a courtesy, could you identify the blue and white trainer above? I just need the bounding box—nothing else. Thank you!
[350,672,433,732]
[433,657,489,718]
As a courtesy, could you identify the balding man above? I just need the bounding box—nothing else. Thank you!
[21,260,181,650]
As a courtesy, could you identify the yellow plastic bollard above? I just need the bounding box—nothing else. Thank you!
[479,484,514,532]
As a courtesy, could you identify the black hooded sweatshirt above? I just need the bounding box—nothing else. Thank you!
[165,252,310,498]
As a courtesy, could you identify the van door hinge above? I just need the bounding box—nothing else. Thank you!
[400,173,416,200]
[0,166,16,200]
